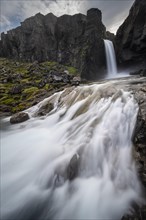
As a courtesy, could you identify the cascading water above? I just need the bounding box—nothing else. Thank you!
[1,81,144,220]
[104,39,118,77]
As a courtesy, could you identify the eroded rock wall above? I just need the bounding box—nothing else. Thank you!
[0,9,107,80]
[116,0,146,69]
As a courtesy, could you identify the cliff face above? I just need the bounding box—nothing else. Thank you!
[0,9,106,80]
[116,0,146,68]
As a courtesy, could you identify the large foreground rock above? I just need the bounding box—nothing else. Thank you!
[10,112,29,124]
[116,0,146,69]
[67,154,79,181]
[0,9,106,80]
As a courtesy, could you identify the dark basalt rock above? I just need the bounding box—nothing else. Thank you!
[130,69,146,77]
[0,9,107,80]
[10,85,22,94]
[120,79,146,220]
[71,76,81,86]
[105,31,115,42]
[125,83,146,220]
[133,109,146,188]
[116,0,146,68]
[67,154,79,181]
[10,112,29,124]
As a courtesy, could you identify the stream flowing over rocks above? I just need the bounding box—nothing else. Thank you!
[1,76,146,220]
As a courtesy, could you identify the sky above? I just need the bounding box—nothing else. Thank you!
[0,0,134,35]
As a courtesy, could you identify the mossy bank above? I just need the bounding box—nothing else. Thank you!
[0,58,80,116]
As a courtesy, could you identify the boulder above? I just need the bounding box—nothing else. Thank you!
[10,112,29,124]
[116,0,146,68]
[36,102,54,116]
[67,154,79,181]
[130,69,146,76]
[71,76,81,86]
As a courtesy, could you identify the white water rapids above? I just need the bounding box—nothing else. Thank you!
[1,82,144,220]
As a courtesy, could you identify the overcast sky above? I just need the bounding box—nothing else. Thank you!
[0,0,134,34]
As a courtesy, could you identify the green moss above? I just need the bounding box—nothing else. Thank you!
[44,84,49,90]
[0,83,6,90]
[42,61,58,67]
[35,79,41,83]
[0,58,81,114]
[44,84,53,90]
[66,66,78,76]
[0,97,15,105]
[0,83,13,94]
[11,103,26,113]
[23,87,39,94]
[15,68,28,74]
[21,78,31,84]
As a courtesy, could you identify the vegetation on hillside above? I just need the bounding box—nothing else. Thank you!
[0,58,79,115]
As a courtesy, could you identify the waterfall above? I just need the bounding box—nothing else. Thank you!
[104,39,118,77]
[1,82,144,220]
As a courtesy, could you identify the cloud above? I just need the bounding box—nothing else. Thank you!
[0,0,134,34]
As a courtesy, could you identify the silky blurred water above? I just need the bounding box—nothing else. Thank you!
[0,82,144,220]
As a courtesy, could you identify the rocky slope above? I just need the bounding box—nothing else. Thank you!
[0,9,107,80]
[0,58,81,116]
[116,0,146,69]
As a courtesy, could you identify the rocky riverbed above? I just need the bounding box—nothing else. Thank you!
[0,59,146,219]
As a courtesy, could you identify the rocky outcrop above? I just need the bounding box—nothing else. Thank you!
[0,9,107,80]
[10,112,29,124]
[121,78,146,220]
[80,9,106,80]
[35,102,54,117]
[116,0,146,69]
[105,31,115,42]
[67,154,79,181]
[133,86,146,189]
[130,69,146,77]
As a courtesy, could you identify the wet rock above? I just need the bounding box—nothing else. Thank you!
[130,69,146,77]
[120,78,146,220]
[54,174,65,187]
[10,112,29,124]
[52,74,63,82]
[122,206,146,220]
[37,80,46,89]
[36,102,54,116]
[67,154,79,181]
[71,76,81,86]
[128,83,146,220]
